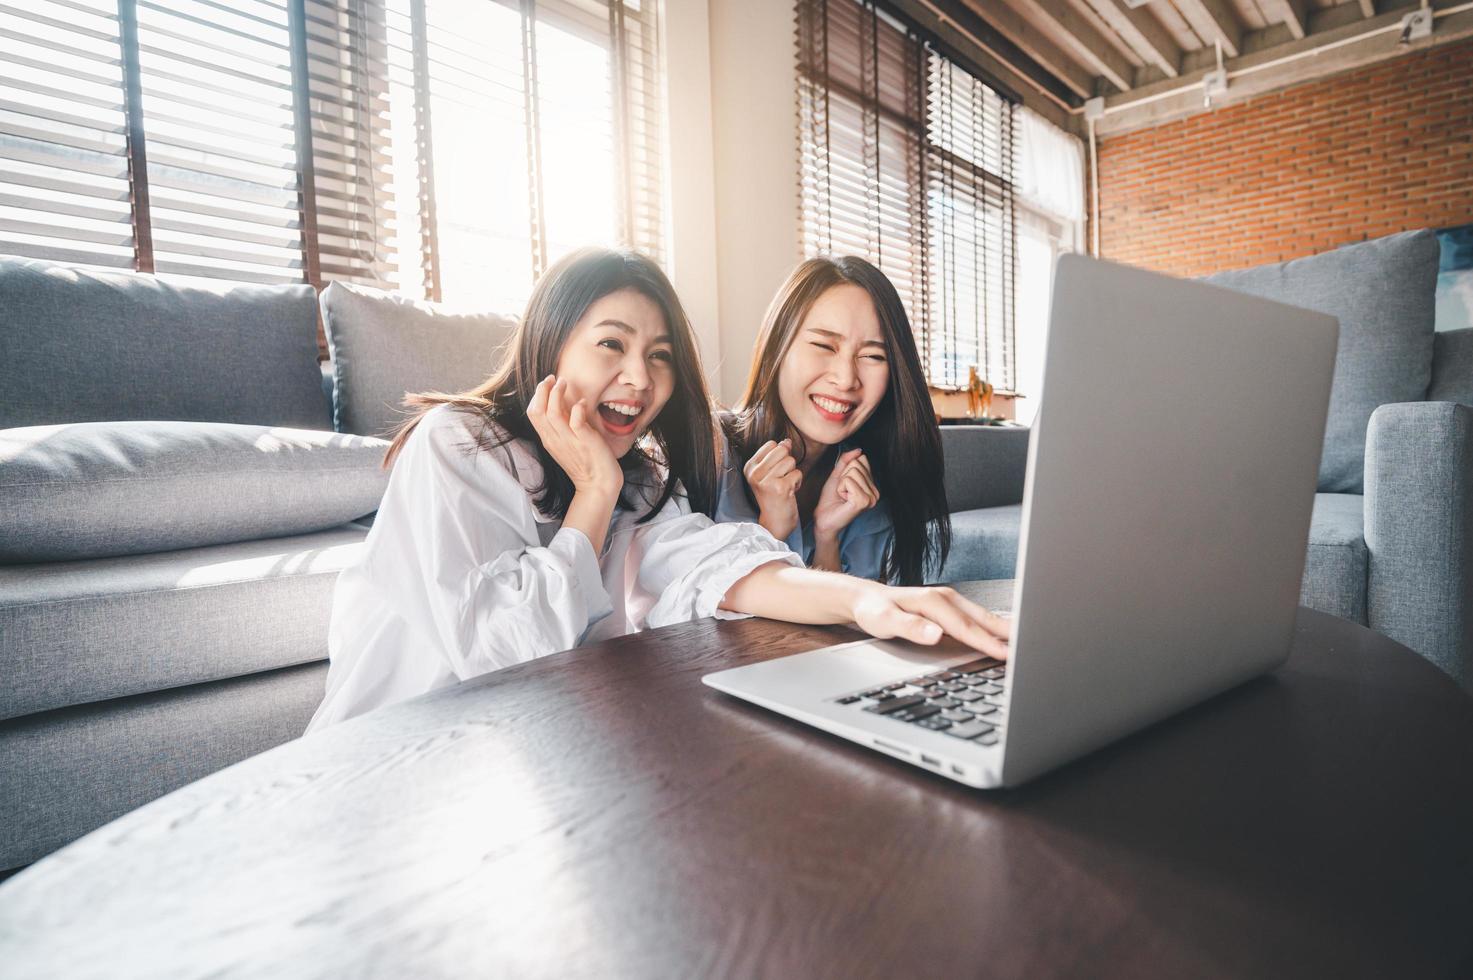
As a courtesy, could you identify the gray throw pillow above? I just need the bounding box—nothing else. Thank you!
[1205,230,1439,493]
[0,422,391,563]
[0,256,328,430]
[321,282,517,437]
[1429,328,1473,407]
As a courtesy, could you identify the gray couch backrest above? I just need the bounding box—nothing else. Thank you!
[1431,328,1473,406]
[940,425,1031,512]
[0,257,329,430]
[1203,230,1439,495]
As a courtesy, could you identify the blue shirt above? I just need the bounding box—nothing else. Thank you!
[713,430,895,582]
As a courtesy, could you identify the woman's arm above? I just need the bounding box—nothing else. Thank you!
[811,450,880,575]
[369,408,616,678]
[720,563,1011,658]
[527,376,623,553]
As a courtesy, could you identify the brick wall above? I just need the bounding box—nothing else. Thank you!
[1097,38,1473,277]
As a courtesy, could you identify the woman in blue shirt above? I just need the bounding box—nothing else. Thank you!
[717,256,950,584]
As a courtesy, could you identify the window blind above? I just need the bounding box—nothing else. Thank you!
[302,0,400,289]
[397,0,663,310]
[134,0,304,284]
[797,0,1018,391]
[0,0,135,269]
[0,0,662,308]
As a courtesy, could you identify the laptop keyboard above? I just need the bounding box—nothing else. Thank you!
[834,658,1008,747]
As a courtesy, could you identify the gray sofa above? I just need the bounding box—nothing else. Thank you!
[935,230,1473,691]
[0,267,519,874]
[0,260,391,873]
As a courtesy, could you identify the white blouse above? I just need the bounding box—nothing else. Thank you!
[306,405,801,732]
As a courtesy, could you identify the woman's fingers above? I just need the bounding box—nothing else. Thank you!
[527,375,553,419]
[526,376,555,443]
[941,590,1013,643]
[541,381,567,442]
[748,440,794,485]
[915,590,1011,658]
[879,606,945,646]
[766,453,797,481]
[568,399,591,436]
[743,440,777,480]
[840,470,877,510]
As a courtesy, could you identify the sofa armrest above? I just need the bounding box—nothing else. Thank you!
[1363,401,1473,688]
[940,425,1031,512]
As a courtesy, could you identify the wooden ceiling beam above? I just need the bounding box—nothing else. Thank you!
[1094,0,1183,77]
[954,0,1100,97]
[1263,0,1310,38]
[1095,2,1473,135]
[890,0,1084,131]
[1174,0,1243,57]
[1009,0,1137,91]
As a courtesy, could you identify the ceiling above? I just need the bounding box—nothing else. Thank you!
[892,0,1473,134]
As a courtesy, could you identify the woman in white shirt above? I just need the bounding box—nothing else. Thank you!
[307,248,1009,732]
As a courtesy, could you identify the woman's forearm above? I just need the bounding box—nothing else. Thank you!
[719,561,874,624]
[563,487,619,555]
[720,556,1014,656]
[810,533,843,574]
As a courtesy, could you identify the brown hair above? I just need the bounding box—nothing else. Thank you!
[385,247,718,521]
[723,256,950,584]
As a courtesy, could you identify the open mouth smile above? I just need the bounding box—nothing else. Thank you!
[596,400,644,436]
[809,394,856,423]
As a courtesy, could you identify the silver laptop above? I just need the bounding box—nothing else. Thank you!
[703,254,1339,788]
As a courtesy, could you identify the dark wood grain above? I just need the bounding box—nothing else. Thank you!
[1,581,1470,980]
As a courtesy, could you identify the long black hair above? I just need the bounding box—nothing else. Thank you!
[723,256,950,584]
[387,247,718,521]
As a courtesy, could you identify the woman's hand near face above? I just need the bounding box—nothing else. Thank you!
[527,376,624,496]
[527,376,623,553]
[813,449,879,541]
[743,439,802,541]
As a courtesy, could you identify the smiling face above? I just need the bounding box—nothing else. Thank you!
[553,287,676,458]
[775,283,890,455]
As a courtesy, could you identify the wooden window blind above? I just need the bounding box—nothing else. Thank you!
[797,0,1018,391]
[0,0,661,304]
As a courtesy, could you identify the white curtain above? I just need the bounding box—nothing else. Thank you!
[1015,109,1085,225]
[1011,108,1085,424]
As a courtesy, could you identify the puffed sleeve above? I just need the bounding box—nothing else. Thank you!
[386,409,614,675]
[628,492,804,628]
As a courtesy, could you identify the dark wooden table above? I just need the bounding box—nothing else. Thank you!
[2,581,1471,979]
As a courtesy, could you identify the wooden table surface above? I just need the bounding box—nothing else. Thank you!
[2,581,1471,979]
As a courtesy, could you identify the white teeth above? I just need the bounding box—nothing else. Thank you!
[812,396,853,415]
[601,402,641,417]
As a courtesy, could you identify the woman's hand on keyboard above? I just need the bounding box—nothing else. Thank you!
[851,585,1012,659]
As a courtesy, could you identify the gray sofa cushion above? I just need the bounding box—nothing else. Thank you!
[321,281,517,437]
[939,425,1030,512]
[0,422,389,562]
[930,504,1022,584]
[0,661,328,872]
[1301,493,1368,624]
[1430,328,1473,406]
[0,257,328,429]
[1205,230,1440,494]
[0,525,365,722]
